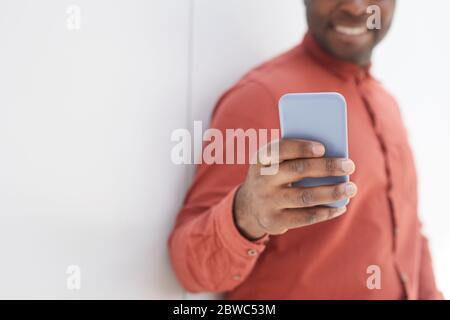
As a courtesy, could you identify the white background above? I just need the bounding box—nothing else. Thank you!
[0,0,448,299]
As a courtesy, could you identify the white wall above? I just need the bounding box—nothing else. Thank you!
[0,0,448,299]
[0,0,189,299]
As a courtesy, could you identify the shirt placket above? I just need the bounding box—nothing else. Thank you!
[354,75,410,299]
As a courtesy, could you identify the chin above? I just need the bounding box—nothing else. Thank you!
[326,32,376,65]
[334,46,372,64]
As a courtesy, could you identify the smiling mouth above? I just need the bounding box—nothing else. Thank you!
[334,25,368,36]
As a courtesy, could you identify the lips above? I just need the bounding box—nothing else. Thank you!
[334,25,368,36]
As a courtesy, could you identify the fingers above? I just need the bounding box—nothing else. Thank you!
[273,158,355,185]
[279,182,358,209]
[258,139,325,165]
[279,206,348,229]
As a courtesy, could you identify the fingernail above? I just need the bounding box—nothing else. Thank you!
[345,182,357,196]
[340,159,354,173]
[312,144,325,156]
[336,206,347,215]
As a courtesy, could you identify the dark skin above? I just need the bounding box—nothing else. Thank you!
[306,0,396,66]
[234,0,397,240]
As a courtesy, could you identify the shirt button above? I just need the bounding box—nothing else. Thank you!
[394,227,400,236]
[247,249,258,257]
[232,274,241,281]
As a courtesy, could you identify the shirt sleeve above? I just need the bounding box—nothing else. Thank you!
[418,233,444,300]
[168,80,279,293]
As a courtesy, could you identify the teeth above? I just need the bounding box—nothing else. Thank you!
[335,25,367,36]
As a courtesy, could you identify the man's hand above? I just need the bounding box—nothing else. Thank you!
[234,139,357,240]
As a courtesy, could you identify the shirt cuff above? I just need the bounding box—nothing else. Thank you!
[212,185,270,258]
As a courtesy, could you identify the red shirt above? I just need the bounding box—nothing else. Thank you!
[168,33,442,299]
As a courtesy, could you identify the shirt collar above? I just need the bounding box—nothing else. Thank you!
[301,32,372,82]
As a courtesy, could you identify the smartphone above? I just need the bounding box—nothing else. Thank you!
[278,92,349,208]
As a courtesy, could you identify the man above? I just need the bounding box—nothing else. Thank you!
[168,0,442,299]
